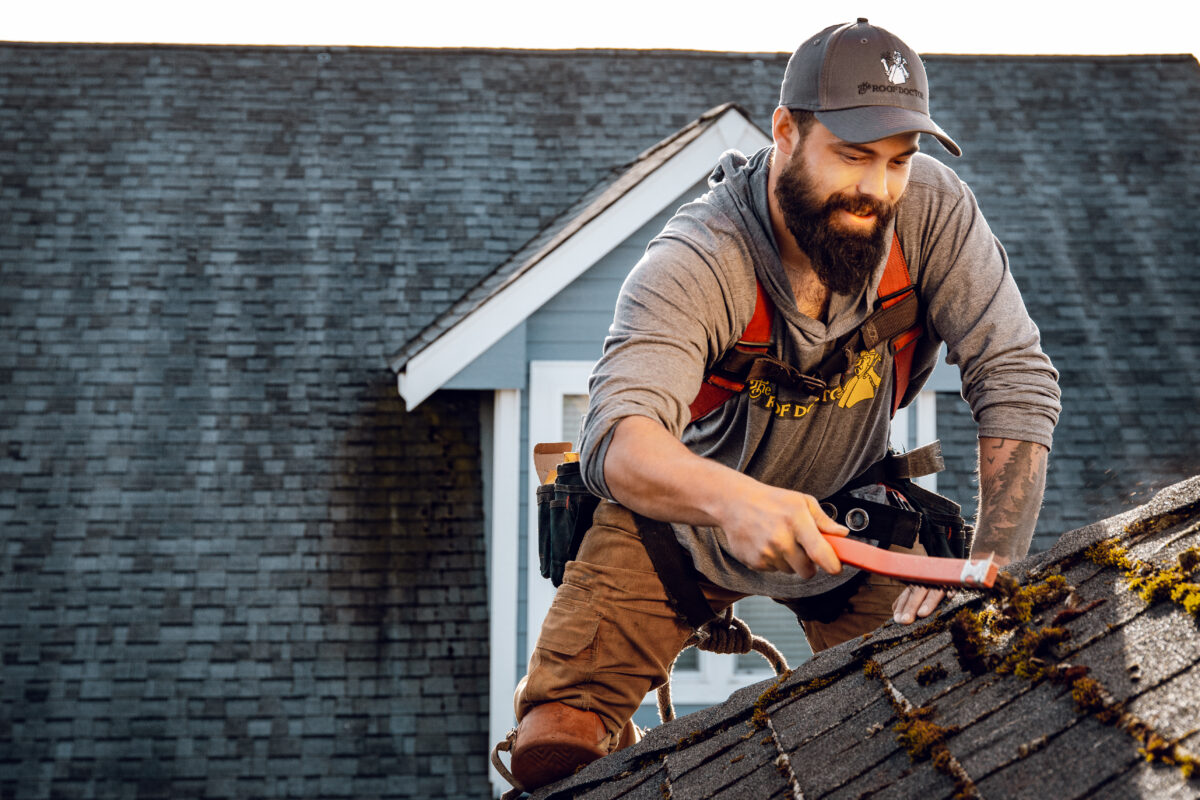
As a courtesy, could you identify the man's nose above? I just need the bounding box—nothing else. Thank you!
[857,162,891,202]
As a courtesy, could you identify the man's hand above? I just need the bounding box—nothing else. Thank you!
[716,483,848,579]
[605,416,847,579]
[892,585,945,624]
[891,550,1014,624]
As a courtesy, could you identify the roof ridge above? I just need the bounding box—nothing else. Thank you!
[4,42,1190,63]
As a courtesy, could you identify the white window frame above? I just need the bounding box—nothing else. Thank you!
[890,389,939,492]
[526,361,597,645]
[486,389,522,797]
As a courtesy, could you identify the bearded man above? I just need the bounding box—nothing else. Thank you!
[505,19,1061,792]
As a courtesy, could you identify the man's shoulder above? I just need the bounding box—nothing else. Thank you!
[655,147,768,254]
[902,152,969,204]
[895,153,979,242]
[654,192,754,263]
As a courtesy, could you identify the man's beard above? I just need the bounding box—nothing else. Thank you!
[774,155,896,296]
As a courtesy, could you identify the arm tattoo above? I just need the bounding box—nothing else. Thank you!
[973,438,1048,562]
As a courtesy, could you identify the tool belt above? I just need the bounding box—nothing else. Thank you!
[536,443,972,627]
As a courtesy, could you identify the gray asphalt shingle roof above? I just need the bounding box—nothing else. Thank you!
[532,476,1200,799]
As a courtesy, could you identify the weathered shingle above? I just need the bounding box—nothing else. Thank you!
[536,476,1200,799]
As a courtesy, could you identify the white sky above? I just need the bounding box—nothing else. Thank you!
[4,0,1197,57]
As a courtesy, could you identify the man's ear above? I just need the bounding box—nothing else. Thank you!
[771,106,799,159]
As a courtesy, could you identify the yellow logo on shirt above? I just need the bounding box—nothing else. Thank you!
[748,348,883,417]
[838,350,882,409]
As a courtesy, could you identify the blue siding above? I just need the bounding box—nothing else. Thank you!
[527,182,709,363]
[445,320,528,390]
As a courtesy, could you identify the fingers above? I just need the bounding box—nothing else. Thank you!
[780,549,817,580]
[788,496,843,577]
[808,495,850,537]
[892,585,947,624]
[724,487,845,578]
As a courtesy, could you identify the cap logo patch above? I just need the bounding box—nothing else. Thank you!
[880,51,909,85]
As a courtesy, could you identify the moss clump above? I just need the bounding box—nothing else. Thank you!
[861,644,977,798]
[1129,723,1200,781]
[985,571,1020,600]
[916,663,948,686]
[1059,671,1200,781]
[995,626,1070,682]
[746,673,835,733]
[749,679,783,731]
[1067,675,1107,715]
[949,608,993,675]
[1085,537,1200,619]
[894,706,958,761]
[1085,538,1136,571]
[1179,547,1200,574]
[1123,502,1200,538]
[1128,569,1200,607]
[675,729,706,750]
[1019,574,1072,618]
[990,574,1071,631]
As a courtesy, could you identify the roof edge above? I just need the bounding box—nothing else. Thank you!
[392,104,770,409]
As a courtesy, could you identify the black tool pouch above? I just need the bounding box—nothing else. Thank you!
[781,478,972,624]
[536,461,600,587]
[887,478,973,560]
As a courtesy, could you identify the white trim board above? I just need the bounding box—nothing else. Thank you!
[486,389,521,797]
[397,110,770,410]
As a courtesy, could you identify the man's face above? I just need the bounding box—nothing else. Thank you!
[774,122,918,296]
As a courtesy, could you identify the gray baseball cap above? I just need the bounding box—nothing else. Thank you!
[780,19,961,157]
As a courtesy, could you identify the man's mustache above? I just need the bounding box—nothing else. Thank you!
[826,191,893,222]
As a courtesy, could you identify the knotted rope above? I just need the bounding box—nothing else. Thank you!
[656,607,789,723]
[490,728,527,800]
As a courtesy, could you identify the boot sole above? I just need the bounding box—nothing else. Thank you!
[512,740,604,789]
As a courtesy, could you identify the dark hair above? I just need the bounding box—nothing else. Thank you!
[789,108,817,141]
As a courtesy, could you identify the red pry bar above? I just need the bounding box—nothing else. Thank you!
[823,534,999,589]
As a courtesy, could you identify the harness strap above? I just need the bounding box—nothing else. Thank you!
[633,512,719,630]
[877,232,922,415]
[688,279,773,420]
[689,230,922,423]
[842,441,946,490]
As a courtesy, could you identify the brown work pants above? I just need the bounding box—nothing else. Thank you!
[516,501,925,739]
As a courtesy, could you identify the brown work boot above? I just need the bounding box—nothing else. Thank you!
[510,702,610,791]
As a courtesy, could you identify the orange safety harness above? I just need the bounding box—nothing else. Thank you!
[688,230,922,423]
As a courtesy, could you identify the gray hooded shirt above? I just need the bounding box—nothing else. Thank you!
[579,146,1060,598]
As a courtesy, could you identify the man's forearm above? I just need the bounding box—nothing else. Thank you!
[602,415,845,577]
[973,437,1049,564]
[603,415,751,527]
